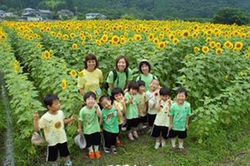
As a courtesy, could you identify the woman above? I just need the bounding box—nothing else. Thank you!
[136,59,157,91]
[78,54,103,97]
[106,55,133,95]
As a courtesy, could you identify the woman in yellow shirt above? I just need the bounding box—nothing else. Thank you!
[77,54,103,97]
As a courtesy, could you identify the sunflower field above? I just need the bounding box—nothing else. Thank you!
[0,20,249,165]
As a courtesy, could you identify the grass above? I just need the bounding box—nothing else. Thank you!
[69,118,250,166]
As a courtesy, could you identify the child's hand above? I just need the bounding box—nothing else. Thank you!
[33,112,39,120]
[115,105,120,111]
[167,99,171,106]
[94,104,99,110]
[186,124,189,130]
[77,128,82,134]
[130,96,134,103]
[121,96,125,103]
[70,114,76,121]
[169,124,173,131]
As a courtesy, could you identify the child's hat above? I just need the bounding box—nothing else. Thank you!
[74,134,86,149]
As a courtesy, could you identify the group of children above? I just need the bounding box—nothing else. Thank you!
[33,81,191,166]
[32,56,192,165]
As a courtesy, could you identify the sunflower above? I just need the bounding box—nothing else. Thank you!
[70,70,77,78]
[192,33,198,39]
[14,60,19,73]
[80,33,86,40]
[81,41,85,46]
[72,43,78,50]
[224,75,229,81]
[36,43,42,49]
[61,79,67,90]
[79,71,84,77]
[95,40,101,46]
[56,32,62,38]
[54,121,62,129]
[234,42,243,51]
[224,41,233,50]
[157,42,166,49]
[148,33,154,41]
[209,41,216,49]
[206,37,211,43]
[216,42,221,48]
[111,35,119,44]
[172,38,179,45]
[182,30,190,38]
[42,50,51,59]
[194,47,200,53]
[245,52,249,59]
[169,34,175,40]
[153,38,159,44]
[120,37,126,45]
[216,48,223,55]
[202,46,209,54]
[133,34,142,41]
[101,34,108,42]
[70,33,76,39]
[63,34,69,40]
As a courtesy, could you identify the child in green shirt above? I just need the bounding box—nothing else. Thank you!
[125,81,140,141]
[111,87,126,146]
[169,87,191,154]
[100,96,122,154]
[77,92,102,160]
[137,80,148,130]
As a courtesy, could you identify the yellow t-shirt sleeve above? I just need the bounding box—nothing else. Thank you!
[99,69,103,83]
[77,70,85,89]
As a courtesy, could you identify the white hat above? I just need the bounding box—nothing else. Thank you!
[74,134,86,149]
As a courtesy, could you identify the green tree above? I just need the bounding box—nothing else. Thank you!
[213,7,249,25]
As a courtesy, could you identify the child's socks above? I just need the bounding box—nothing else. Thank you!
[88,146,94,152]
[94,145,99,151]
[171,138,176,148]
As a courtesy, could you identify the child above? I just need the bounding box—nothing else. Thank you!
[137,80,147,130]
[124,81,140,141]
[111,87,126,146]
[99,96,122,154]
[145,79,160,133]
[136,59,157,91]
[77,91,102,159]
[152,87,172,149]
[169,87,191,154]
[33,94,75,166]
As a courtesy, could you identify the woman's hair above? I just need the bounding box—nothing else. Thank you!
[84,53,99,69]
[115,55,129,71]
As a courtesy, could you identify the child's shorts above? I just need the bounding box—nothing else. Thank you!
[84,132,101,148]
[147,114,156,127]
[168,130,187,139]
[118,124,122,134]
[47,142,70,162]
[151,125,169,139]
[139,115,147,124]
[127,118,139,130]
